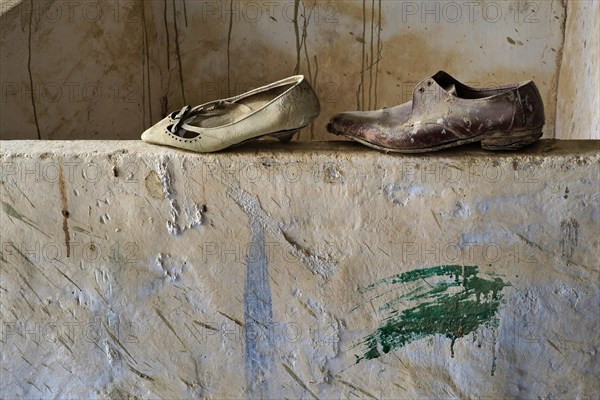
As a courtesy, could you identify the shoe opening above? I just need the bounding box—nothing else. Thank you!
[433,72,519,99]
[173,83,296,139]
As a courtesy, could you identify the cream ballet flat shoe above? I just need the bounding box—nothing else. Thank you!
[141,75,320,152]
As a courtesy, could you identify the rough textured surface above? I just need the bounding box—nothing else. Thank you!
[1,0,566,140]
[556,0,600,140]
[1,140,599,399]
[0,0,144,140]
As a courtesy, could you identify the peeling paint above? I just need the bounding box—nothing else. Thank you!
[156,157,203,235]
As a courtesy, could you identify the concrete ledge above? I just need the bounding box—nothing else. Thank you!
[1,140,599,398]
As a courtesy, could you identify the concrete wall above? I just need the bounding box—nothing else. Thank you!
[0,0,148,140]
[556,0,600,140]
[1,0,573,141]
[1,140,599,398]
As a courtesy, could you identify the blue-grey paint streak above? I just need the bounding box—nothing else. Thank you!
[243,218,274,398]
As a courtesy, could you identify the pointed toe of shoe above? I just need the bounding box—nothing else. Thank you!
[141,127,160,145]
[141,122,158,143]
[327,111,390,145]
[141,129,151,142]
[141,117,171,145]
[327,112,361,137]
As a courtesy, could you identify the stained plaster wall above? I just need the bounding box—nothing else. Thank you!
[1,0,578,141]
[555,0,600,140]
[0,140,599,398]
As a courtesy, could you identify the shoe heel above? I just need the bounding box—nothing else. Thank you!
[480,129,543,151]
[269,129,299,143]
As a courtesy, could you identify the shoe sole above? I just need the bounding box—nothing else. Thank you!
[227,125,311,150]
[268,128,300,143]
[343,128,543,153]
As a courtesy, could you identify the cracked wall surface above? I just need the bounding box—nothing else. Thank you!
[0,140,599,398]
[0,0,570,140]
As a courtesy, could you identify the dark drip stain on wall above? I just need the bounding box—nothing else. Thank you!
[58,162,71,258]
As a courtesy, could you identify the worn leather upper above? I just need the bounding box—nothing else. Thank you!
[327,71,545,151]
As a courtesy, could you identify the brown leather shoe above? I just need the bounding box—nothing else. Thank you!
[327,71,545,152]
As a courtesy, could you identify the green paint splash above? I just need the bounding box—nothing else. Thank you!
[354,265,508,363]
